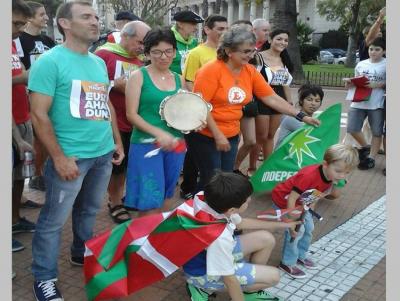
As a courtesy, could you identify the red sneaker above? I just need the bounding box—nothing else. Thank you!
[279,262,307,279]
[297,258,319,270]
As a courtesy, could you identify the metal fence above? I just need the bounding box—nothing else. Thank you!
[293,71,354,87]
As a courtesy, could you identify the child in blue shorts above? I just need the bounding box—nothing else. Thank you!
[183,172,300,301]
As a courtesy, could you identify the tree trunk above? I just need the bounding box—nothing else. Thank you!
[214,0,221,14]
[345,0,362,68]
[271,0,304,80]
[47,11,55,40]
[202,0,209,18]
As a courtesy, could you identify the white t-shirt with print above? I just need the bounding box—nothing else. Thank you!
[206,213,242,276]
[350,58,386,110]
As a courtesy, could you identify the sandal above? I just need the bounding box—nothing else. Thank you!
[108,202,131,224]
[258,150,264,161]
[247,168,256,177]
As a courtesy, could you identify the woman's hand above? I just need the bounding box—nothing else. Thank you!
[156,131,177,151]
[303,116,320,127]
[194,120,207,132]
[215,134,231,152]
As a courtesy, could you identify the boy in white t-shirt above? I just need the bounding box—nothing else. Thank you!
[183,172,299,301]
[345,37,386,170]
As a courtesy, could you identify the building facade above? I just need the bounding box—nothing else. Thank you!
[171,0,340,42]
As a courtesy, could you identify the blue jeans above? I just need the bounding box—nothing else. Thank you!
[281,210,314,266]
[186,132,239,192]
[31,151,113,281]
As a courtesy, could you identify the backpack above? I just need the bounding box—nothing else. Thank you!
[89,30,117,53]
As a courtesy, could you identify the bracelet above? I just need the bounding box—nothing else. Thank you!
[295,111,307,122]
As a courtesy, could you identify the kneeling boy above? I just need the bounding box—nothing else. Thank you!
[183,172,299,301]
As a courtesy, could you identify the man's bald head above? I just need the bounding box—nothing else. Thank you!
[252,18,271,44]
[120,21,151,56]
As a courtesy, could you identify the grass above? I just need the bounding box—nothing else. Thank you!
[297,64,355,87]
[302,64,354,74]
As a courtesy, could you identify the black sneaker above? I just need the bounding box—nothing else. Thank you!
[12,239,25,252]
[12,217,36,233]
[357,146,371,161]
[70,256,84,266]
[33,279,63,301]
[358,157,375,170]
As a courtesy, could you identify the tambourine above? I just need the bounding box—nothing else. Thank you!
[159,89,212,133]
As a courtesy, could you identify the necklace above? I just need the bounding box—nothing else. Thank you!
[160,72,172,80]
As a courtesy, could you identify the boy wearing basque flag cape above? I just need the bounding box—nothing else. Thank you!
[84,172,299,301]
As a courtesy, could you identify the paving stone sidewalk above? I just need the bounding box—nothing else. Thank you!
[12,151,386,301]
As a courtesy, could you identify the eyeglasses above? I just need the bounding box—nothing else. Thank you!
[149,49,175,58]
[235,48,257,55]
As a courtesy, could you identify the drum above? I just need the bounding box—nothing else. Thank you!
[159,89,212,133]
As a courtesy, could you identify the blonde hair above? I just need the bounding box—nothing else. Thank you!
[323,144,359,170]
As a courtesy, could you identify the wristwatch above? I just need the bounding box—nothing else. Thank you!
[295,111,307,121]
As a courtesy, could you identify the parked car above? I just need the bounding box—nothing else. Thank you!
[336,51,360,65]
[323,48,346,58]
[318,50,335,64]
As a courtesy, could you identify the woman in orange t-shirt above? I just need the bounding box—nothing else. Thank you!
[185,26,319,190]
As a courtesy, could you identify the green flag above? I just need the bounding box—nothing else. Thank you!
[250,103,342,193]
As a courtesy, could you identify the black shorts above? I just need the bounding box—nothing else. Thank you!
[112,130,132,175]
[257,85,287,115]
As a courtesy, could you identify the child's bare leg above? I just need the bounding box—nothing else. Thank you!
[244,265,280,291]
[239,231,275,264]
[350,132,368,147]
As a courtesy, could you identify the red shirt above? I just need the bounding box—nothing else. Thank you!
[12,42,30,124]
[95,49,143,132]
[272,164,333,209]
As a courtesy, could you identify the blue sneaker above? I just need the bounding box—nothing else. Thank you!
[33,279,63,301]
[12,239,25,252]
[12,217,36,233]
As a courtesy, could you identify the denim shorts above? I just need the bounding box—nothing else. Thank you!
[347,108,384,136]
[125,143,185,210]
[185,236,256,291]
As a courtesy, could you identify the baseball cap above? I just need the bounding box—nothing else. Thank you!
[115,11,141,21]
[173,11,204,23]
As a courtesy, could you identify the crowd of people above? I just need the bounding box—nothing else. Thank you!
[11,0,386,300]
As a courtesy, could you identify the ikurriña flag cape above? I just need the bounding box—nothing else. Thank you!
[84,192,227,301]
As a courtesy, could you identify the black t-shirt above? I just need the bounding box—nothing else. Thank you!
[358,40,369,61]
[15,32,55,69]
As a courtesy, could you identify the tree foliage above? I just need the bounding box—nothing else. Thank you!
[98,0,178,27]
[317,0,385,33]
[319,30,348,49]
[296,20,314,46]
[317,0,385,67]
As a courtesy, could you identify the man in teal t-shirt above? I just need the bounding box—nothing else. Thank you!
[28,2,124,301]
[170,10,203,74]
